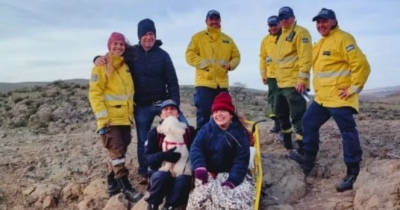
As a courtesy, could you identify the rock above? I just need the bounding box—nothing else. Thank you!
[42,195,57,209]
[354,159,400,210]
[62,182,82,202]
[262,154,307,205]
[83,179,108,200]
[22,186,36,195]
[103,194,130,210]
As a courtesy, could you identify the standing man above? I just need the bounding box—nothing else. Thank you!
[95,18,187,184]
[186,10,241,131]
[259,15,282,133]
[289,8,370,192]
[274,6,312,150]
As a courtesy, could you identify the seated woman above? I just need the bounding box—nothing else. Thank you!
[187,92,254,210]
[144,99,197,210]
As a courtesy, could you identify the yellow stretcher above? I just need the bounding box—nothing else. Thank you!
[246,119,265,210]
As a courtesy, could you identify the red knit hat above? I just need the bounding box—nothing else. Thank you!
[108,32,125,50]
[211,92,235,114]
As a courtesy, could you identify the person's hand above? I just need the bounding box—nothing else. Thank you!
[221,180,235,189]
[221,63,231,71]
[94,56,107,66]
[163,147,181,163]
[262,78,267,85]
[338,88,352,100]
[295,82,306,94]
[194,167,208,184]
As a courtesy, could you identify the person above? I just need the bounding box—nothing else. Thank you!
[95,18,188,184]
[288,8,371,192]
[188,92,252,209]
[185,10,241,131]
[259,15,282,133]
[89,32,142,202]
[274,6,312,150]
[144,99,197,210]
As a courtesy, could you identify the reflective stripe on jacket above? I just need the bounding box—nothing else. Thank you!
[186,27,240,89]
[89,56,135,131]
[259,34,278,78]
[274,22,312,88]
[312,27,370,112]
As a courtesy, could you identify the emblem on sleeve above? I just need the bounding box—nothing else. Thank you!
[91,74,98,82]
[346,44,355,52]
[302,38,309,43]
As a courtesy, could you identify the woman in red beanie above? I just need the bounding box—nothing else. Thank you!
[89,32,141,202]
[188,92,254,209]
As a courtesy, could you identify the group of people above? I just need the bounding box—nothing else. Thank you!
[260,7,370,192]
[88,5,371,210]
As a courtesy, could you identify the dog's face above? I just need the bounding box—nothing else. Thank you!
[157,116,187,139]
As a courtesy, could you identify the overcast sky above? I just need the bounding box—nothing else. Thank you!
[1,0,399,91]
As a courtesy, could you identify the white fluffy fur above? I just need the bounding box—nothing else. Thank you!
[156,116,192,177]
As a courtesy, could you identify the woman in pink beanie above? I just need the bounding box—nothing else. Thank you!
[188,92,255,209]
[89,32,141,202]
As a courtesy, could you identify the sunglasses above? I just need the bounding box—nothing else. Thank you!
[279,15,291,21]
[268,24,278,27]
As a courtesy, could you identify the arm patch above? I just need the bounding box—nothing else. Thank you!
[91,74,98,82]
[302,38,309,43]
[346,44,355,52]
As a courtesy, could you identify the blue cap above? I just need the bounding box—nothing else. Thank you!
[268,15,279,25]
[278,6,294,19]
[312,8,336,21]
[159,99,179,110]
[206,10,220,19]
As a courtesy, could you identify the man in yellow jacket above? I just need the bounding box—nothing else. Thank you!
[274,6,312,150]
[259,15,282,133]
[89,32,141,202]
[289,8,371,192]
[186,10,240,131]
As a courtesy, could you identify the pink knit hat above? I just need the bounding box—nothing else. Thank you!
[107,32,125,50]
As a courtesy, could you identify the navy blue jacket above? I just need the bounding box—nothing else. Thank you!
[145,125,197,171]
[190,118,250,186]
[123,40,180,106]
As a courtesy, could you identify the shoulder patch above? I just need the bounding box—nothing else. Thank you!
[322,51,331,56]
[91,74,98,82]
[346,44,355,52]
[222,40,230,44]
[302,38,309,43]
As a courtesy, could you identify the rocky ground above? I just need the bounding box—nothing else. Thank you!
[0,81,399,210]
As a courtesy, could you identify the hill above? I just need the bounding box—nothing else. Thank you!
[0,81,400,210]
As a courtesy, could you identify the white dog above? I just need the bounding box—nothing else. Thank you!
[156,116,192,177]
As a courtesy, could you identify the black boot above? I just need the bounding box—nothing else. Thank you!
[117,175,143,202]
[278,132,293,150]
[288,149,315,176]
[107,172,121,197]
[163,205,175,210]
[269,119,281,134]
[336,163,359,192]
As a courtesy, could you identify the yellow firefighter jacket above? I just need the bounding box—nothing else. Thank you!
[259,34,278,79]
[89,55,134,131]
[274,22,312,88]
[313,27,370,112]
[186,27,240,89]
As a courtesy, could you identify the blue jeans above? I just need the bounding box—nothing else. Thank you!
[194,87,228,131]
[146,171,192,207]
[134,104,188,176]
[302,101,362,164]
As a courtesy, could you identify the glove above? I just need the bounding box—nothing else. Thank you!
[194,167,208,184]
[163,147,181,163]
[221,180,235,189]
